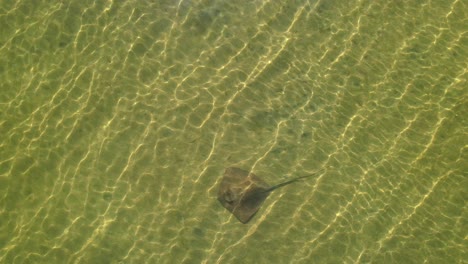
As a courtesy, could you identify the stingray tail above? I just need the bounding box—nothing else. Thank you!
[264,168,325,193]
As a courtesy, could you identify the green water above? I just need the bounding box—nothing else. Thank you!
[0,0,466,263]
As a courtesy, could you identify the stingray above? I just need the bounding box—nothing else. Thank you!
[218,167,320,224]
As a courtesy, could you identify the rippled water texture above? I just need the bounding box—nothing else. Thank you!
[0,0,466,263]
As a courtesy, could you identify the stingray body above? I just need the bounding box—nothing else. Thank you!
[217,167,314,224]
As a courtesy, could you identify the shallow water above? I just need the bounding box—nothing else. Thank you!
[0,0,466,263]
